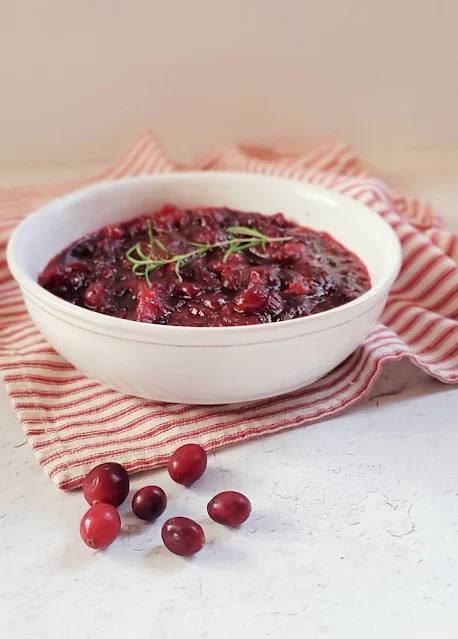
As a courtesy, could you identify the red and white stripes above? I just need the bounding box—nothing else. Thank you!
[1,130,457,490]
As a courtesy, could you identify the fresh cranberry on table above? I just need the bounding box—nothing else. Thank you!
[161,517,205,556]
[168,443,207,486]
[207,491,252,527]
[80,503,121,549]
[82,462,130,508]
[132,486,167,521]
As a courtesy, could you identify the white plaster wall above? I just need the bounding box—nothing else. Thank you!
[1,0,457,169]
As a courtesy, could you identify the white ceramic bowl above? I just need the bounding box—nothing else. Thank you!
[7,172,401,404]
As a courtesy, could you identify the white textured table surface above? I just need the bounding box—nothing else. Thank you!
[1,166,457,639]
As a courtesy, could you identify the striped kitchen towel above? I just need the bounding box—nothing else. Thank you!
[0,131,457,490]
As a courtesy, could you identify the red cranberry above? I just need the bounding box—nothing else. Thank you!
[207,491,252,527]
[39,262,87,289]
[132,486,167,521]
[80,503,121,549]
[233,284,269,314]
[82,462,130,508]
[225,252,246,266]
[155,206,187,228]
[174,282,202,299]
[159,204,177,216]
[248,269,266,285]
[168,443,207,486]
[136,286,167,322]
[272,213,287,225]
[102,224,124,240]
[67,269,87,290]
[101,265,117,280]
[287,275,315,296]
[127,218,149,237]
[221,264,249,290]
[84,282,107,310]
[161,517,205,556]
[209,253,246,276]
[277,242,306,263]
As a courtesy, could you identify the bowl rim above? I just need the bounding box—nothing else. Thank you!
[6,171,402,338]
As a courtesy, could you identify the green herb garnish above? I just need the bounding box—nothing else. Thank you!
[126,221,292,284]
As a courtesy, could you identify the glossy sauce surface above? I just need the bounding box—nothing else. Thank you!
[38,206,371,327]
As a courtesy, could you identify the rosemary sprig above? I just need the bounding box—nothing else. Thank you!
[126,221,292,283]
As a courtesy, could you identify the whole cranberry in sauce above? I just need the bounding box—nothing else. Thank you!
[167,443,207,486]
[82,462,130,508]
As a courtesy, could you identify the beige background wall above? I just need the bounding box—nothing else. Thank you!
[1,0,457,172]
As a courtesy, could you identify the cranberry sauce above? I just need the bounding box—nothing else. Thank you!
[38,206,370,327]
